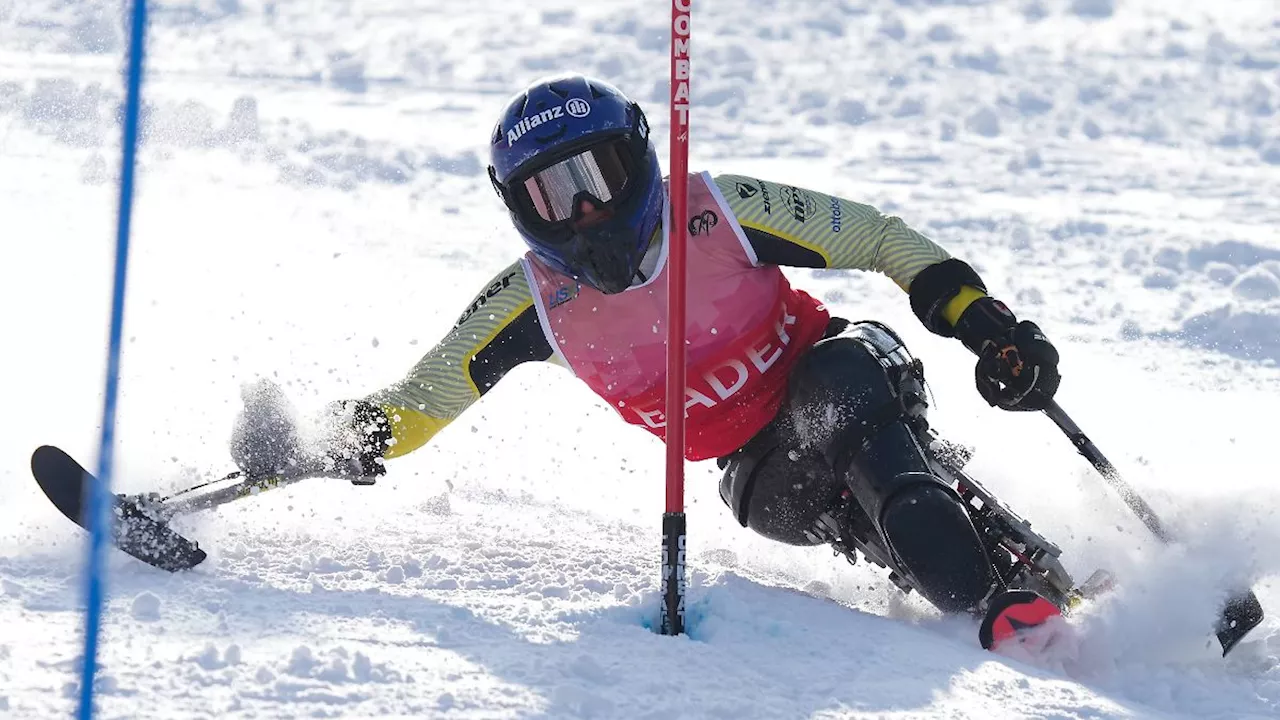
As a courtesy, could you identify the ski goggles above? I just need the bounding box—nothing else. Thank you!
[520,139,632,223]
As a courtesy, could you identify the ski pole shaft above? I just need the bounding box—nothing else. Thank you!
[1042,400,1173,542]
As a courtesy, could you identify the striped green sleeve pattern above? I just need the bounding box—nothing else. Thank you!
[713,174,951,291]
[361,260,549,457]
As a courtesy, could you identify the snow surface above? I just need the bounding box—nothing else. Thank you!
[3,0,1280,717]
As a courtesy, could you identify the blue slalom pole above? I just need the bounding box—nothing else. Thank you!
[79,0,148,716]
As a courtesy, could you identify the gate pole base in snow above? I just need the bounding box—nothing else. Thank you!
[660,512,686,636]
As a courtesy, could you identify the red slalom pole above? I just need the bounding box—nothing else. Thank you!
[660,0,692,637]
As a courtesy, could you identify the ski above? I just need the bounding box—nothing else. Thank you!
[1217,589,1266,655]
[30,445,207,572]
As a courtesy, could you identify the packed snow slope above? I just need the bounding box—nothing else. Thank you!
[3,0,1280,717]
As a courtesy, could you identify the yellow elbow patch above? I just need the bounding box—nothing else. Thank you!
[942,285,987,327]
[380,406,449,459]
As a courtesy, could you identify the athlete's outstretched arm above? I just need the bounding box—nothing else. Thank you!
[713,174,980,329]
[714,173,1060,410]
[328,261,554,472]
[713,174,950,288]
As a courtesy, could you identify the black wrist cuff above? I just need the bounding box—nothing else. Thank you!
[326,400,392,483]
[908,259,987,336]
[352,400,392,473]
[953,296,1018,355]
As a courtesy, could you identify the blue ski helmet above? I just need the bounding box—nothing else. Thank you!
[488,74,663,295]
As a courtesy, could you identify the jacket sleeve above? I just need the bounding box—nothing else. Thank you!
[337,260,554,463]
[712,174,952,289]
[712,174,986,335]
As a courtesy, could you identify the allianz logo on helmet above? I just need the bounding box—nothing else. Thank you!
[507,98,592,146]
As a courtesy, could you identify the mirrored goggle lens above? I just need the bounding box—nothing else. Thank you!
[522,142,630,223]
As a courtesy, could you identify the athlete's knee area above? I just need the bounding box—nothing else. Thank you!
[788,333,895,409]
[789,321,926,409]
[718,321,933,548]
[787,321,930,470]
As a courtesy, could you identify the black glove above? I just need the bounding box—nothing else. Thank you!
[954,297,1061,412]
[321,400,392,486]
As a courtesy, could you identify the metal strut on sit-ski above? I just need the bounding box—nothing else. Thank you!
[147,467,316,519]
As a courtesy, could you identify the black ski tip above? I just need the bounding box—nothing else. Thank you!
[32,444,60,464]
[1217,589,1265,656]
[31,445,91,524]
[30,444,207,573]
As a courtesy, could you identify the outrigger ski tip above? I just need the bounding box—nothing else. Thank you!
[1042,402,1266,657]
[1217,589,1266,656]
[1044,568,1261,657]
[30,445,206,572]
[30,444,319,573]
